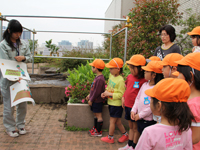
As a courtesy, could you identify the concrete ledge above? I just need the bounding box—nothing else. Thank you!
[67,103,129,129]
[30,85,66,103]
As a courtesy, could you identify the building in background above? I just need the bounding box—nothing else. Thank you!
[58,40,73,51]
[104,0,200,33]
[77,40,93,49]
[104,0,135,32]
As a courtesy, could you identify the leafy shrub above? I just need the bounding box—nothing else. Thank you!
[65,60,130,103]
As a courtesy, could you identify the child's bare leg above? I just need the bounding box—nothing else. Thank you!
[109,117,117,135]
[133,122,140,143]
[116,118,126,133]
[128,121,134,140]
[95,112,103,121]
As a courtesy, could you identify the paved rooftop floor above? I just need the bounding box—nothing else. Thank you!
[0,104,126,150]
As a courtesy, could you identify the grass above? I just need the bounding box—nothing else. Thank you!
[65,125,89,131]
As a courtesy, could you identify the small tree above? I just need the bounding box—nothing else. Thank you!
[104,0,182,59]
[45,39,59,53]
[28,39,38,53]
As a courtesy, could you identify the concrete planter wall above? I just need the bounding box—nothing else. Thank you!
[67,103,129,129]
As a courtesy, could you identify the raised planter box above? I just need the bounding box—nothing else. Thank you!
[67,103,129,129]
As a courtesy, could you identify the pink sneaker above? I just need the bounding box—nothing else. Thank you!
[118,144,130,150]
[101,135,114,143]
[118,134,129,143]
[128,147,134,150]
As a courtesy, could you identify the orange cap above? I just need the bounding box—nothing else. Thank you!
[187,26,200,36]
[174,52,200,71]
[145,78,190,103]
[172,71,179,77]
[142,61,163,73]
[126,54,146,66]
[159,53,183,67]
[89,59,105,69]
[105,58,123,68]
[149,56,161,61]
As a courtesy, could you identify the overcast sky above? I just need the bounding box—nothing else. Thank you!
[0,0,112,47]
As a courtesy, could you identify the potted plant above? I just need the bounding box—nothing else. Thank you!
[45,39,60,56]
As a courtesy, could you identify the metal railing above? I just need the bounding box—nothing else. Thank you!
[0,14,131,73]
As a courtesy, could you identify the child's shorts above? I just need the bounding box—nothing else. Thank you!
[90,102,103,113]
[109,105,123,118]
[137,119,156,134]
[125,106,135,122]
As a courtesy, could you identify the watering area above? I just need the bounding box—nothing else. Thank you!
[27,63,70,104]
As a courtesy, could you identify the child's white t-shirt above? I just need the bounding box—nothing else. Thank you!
[135,123,192,150]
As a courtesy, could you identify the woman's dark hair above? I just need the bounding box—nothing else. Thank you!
[177,65,200,90]
[152,97,195,133]
[191,35,200,46]
[3,19,23,50]
[159,25,176,42]
[151,72,164,84]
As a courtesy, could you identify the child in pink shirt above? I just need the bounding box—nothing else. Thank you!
[174,52,200,150]
[135,78,194,150]
[130,61,164,149]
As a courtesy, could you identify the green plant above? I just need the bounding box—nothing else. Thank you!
[45,39,59,53]
[28,39,38,53]
[104,0,182,59]
[65,125,89,131]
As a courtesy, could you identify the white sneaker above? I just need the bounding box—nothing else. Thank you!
[118,144,130,150]
[7,131,19,137]
[18,128,27,135]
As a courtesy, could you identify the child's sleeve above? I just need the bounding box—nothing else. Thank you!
[131,84,143,113]
[189,104,200,126]
[138,99,152,119]
[89,79,104,102]
[112,79,125,100]
[122,75,129,97]
[135,128,152,150]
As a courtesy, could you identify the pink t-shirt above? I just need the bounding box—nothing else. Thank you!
[131,82,154,121]
[187,97,200,150]
[135,124,192,150]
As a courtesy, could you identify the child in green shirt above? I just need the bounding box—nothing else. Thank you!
[101,58,128,144]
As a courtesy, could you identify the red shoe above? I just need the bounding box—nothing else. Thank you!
[101,135,114,143]
[118,134,129,143]
[90,129,102,137]
[88,127,95,135]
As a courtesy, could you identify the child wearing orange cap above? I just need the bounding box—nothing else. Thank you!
[187,26,200,53]
[158,53,183,78]
[135,78,194,150]
[101,58,128,144]
[86,59,106,136]
[174,52,200,150]
[130,61,164,149]
[118,55,147,150]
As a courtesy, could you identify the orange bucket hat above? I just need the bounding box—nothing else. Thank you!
[159,53,183,67]
[126,54,146,66]
[105,58,123,68]
[172,71,179,77]
[149,56,161,61]
[187,26,200,36]
[174,52,200,71]
[89,59,105,69]
[142,61,163,73]
[145,78,190,103]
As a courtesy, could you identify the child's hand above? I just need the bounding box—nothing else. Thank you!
[88,100,92,106]
[122,97,125,108]
[101,93,106,99]
[131,111,135,120]
[18,77,23,83]
[134,114,140,121]
[103,91,113,97]
[86,95,90,101]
